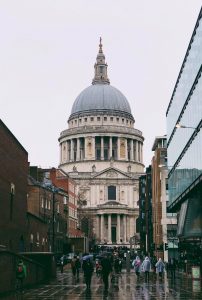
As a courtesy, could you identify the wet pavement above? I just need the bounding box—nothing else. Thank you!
[1,268,202,299]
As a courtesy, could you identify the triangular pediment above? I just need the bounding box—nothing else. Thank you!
[92,167,132,179]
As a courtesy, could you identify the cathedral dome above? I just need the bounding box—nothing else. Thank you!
[70,84,132,117]
[69,38,134,121]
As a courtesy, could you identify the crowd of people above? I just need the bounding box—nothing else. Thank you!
[14,252,178,294]
[67,251,178,293]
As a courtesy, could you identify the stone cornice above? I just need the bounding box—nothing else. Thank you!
[59,125,143,141]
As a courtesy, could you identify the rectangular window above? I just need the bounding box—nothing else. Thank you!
[104,117,107,121]
[97,117,100,121]
[122,119,124,123]
[110,117,113,122]
[63,196,67,204]
[108,186,116,200]
[90,117,94,121]
[96,149,101,160]
[116,118,119,122]
[84,118,87,122]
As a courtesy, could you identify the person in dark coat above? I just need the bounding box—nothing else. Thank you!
[75,256,81,280]
[101,255,112,292]
[82,258,94,290]
[168,257,176,280]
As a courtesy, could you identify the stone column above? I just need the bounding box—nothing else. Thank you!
[96,215,100,239]
[76,138,80,161]
[136,141,139,161]
[109,136,113,159]
[101,137,104,160]
[84,137,87,160]
[100,214,104,242]
[117,214,120,244]
[123,215,127,243]
[125,138,128,160]
[140,143,143,163]
[70,139,74,161]
[138,142,140,162]
[117,137,120,160]
[60,143,62,163]
[108,214,112,243]
[65,141,68,162]
[130,139,134,161]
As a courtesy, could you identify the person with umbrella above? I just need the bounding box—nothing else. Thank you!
[82,255,94,291]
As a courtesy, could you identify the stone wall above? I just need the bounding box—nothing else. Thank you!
[0,251,46,295]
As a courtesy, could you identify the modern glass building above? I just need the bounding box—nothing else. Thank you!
[166,7,202,265]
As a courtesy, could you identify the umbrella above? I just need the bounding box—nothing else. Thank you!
[82,254,93,261]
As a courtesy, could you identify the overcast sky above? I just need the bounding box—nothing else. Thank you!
[0,1,201,168]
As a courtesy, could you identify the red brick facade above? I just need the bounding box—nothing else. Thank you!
[0,120,28,252]
[50,168,83,238]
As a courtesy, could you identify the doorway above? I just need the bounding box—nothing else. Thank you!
[111,227,116,243]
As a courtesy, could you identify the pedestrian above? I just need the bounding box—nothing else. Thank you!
[71,255,77,278]
[141,256,151,282]
[101,254,112,292]
[133,256,141,279]
[95,259,102,277]
[16,260,27,293]
[118,258,122,273]
[155,258,165,280]
[82,258,94,290]
[60,255,65,273]
[114,256,120,274]
[168,257,176,280]
[75,256,81,280]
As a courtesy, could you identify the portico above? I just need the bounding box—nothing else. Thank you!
[96,202,137,245]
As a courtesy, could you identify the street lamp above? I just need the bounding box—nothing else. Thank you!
[175,123,196,129]
[52,186,60,253]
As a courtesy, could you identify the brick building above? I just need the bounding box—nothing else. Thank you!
[139,165,153,255]
[27,173,68,254]
[0,119,28,252]
[151,136,167,258]
[49,168,83,239]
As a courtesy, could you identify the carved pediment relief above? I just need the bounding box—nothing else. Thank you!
[93,168,131,179]
[106,170,118,177]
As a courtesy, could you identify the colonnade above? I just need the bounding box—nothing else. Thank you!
[61,136,143,163]
[97,213,129,244]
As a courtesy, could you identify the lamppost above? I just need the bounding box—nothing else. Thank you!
[175,123,197,129]
[52,186,60,253]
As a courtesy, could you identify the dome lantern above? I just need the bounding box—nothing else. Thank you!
[92,37,110,85]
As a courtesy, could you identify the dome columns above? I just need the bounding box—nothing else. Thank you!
[60,136,143,165]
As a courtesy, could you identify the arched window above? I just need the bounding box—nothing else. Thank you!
[108,186,116,200]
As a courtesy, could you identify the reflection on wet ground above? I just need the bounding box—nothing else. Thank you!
[1,269,202,299]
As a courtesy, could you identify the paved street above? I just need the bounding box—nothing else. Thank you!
[1,268,202,300]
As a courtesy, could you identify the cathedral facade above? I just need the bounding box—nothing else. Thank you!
[59,40,144,246]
